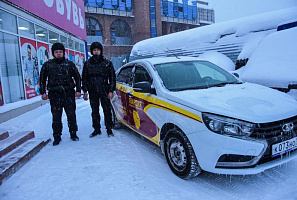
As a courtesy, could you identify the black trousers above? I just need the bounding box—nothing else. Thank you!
[48,89,78,136]
[89,92,113,131]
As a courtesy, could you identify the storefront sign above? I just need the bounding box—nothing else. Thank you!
[8,0,86,40]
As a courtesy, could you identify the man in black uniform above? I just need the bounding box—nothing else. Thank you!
[82,42,116,137]
[40,43,81,146]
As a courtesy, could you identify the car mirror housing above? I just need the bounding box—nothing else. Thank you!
[133,81,152,93]
[232,72,239,78]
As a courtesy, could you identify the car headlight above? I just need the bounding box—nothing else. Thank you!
[202,113,255,137]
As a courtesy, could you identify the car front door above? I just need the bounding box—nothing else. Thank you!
[113,66,133,125]
[128,64,159,143]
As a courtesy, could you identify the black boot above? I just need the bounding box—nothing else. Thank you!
[53,134,61,146]
[107,129,114,137]
[70,131,79,141]
[89,129,101,138]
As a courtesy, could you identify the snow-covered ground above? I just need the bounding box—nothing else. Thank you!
[0,94,297,200]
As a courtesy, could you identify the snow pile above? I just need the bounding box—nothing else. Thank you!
[238,27,297,88]
[237,30,275,60]
[0,96,44,114]
[199,51,235,71]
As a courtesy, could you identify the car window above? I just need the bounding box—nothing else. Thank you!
[155,60,238,91]
[117,66,133,85]
[195,62,226,81]
[133,66,152,85]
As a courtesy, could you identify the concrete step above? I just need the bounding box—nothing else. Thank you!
[0,137,50,185]
[0,131,35,159]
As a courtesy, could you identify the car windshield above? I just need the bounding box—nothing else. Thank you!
[154,60,240,91]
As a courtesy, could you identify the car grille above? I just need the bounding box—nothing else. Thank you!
[250,115,297,138]
[250,115,297,165]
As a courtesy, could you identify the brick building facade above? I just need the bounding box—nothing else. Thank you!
[84,0,214,69]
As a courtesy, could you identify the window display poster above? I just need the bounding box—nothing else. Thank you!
[80,53,85,74]
[69,50,75,63]
[65,49,69,61]
[21,37,39,99]
[75,52,83,74]
[49,44,53,59]
[37,42,49,74]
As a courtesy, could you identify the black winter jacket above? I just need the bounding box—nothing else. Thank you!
[82,55,116,94]
[39,58,81,94]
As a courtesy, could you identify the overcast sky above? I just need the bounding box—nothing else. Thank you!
[206,0,297,22]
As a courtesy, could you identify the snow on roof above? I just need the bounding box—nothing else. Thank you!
[198,51,235,71]
[238,27,297,88]
[131,7,297,61]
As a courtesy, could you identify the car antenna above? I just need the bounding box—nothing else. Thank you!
[166,47,180,59]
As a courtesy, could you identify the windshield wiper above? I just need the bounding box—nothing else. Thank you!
[170,81,242,91]
[209,81,242,88]
[170,86,208,91]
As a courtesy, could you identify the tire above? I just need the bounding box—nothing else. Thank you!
[111,105,122,129]
[164,129,201,179]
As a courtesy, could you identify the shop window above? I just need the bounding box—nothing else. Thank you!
[0,10,18,33]
[80,43,84,52]
[68,38,74,50]
[110,19,131,45]
[36,25,48,42]
[60,35,68,48]
[18,18,35,39]
[86,17,102,36]
[49,30,59,44]
[75,41,79,51]
[150,0,157,38]
[0,32,25,104]
[103,0,112,9]
[86,17,103,45]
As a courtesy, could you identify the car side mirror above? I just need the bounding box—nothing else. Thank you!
[232,73,239,78]
[133,81,152,93]
[288,84,297,90]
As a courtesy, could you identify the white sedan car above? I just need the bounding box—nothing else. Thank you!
[111,56,297,179]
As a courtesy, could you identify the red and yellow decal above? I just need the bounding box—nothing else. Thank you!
[113,83,202,145]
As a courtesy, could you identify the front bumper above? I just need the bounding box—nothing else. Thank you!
[187,129,297,175]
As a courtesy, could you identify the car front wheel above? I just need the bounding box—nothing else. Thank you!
[164,129,201,179]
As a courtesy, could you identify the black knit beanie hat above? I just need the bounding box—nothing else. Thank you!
[51,42,65,57]
[90,42,103,55]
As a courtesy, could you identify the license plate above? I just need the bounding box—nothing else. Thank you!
[272,137,297,157]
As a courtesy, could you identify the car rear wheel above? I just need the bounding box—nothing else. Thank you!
[164,129,201,179]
